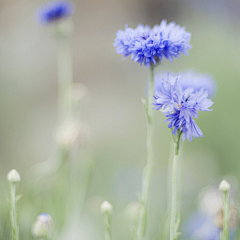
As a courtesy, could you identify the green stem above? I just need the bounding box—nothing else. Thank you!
[57,36,73,123]
[136,65,155,240]
[170,131,182,240]
[10,183,19,240]
[221,192,230,240]
[103,212,112,240]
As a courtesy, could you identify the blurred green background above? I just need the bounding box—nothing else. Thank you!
[0,0,240,239]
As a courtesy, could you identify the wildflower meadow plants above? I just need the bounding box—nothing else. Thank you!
[2,1,239,239]
[153,72,214,239]
[5,1,92,239]
[114,19,193,240]
[34,0,94,236]
[3,1,93,239]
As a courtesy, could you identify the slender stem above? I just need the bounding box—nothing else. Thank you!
[170,131,182,240]
[56,36,73,123]
[136,65,155,240]
[103,212,112,240]
[10,183,19,240]
[221,192,230,240]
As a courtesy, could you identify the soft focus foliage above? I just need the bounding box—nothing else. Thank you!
[1,0,240,239]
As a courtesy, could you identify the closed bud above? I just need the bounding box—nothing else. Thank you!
[7,169,21,183]
[219,180,230,192]
[32,213,53,238]
[101,201,113,214]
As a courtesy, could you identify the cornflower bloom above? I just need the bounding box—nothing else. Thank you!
[153,72,214,240]
[114,20,191,240]
[153,73,214,141]
[114,20,191,68]
[37,0,75,121]
[37,0,75,24]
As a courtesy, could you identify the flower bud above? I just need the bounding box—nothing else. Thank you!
[32,213,53,238]
[219,180,230,192]
[7,169,21,183]
[101,201,113,214]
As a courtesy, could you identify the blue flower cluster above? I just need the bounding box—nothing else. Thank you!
[37,1,74,24]
[153,73,213,141]
[114,20,191,68]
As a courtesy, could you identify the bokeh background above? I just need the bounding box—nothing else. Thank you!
[0,0,240,239]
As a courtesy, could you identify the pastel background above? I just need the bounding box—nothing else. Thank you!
[0,0,240,239]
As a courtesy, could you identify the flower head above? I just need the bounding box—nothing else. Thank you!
[37,1,74,24]
[219,180,230,193]
[32,213,53,238]
[101,201,113,214]
[114,20,191,68]
[153,73,213,141]
[7,169,21,183]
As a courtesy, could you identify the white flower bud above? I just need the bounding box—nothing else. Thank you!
[101,201,113,214]
[219,180,230,192]
[7,169,21,183]
[32,213,53,238]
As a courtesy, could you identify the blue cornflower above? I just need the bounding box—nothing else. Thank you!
[153,73,213,141]
[37,1,74,24]
[114,20,191,68]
